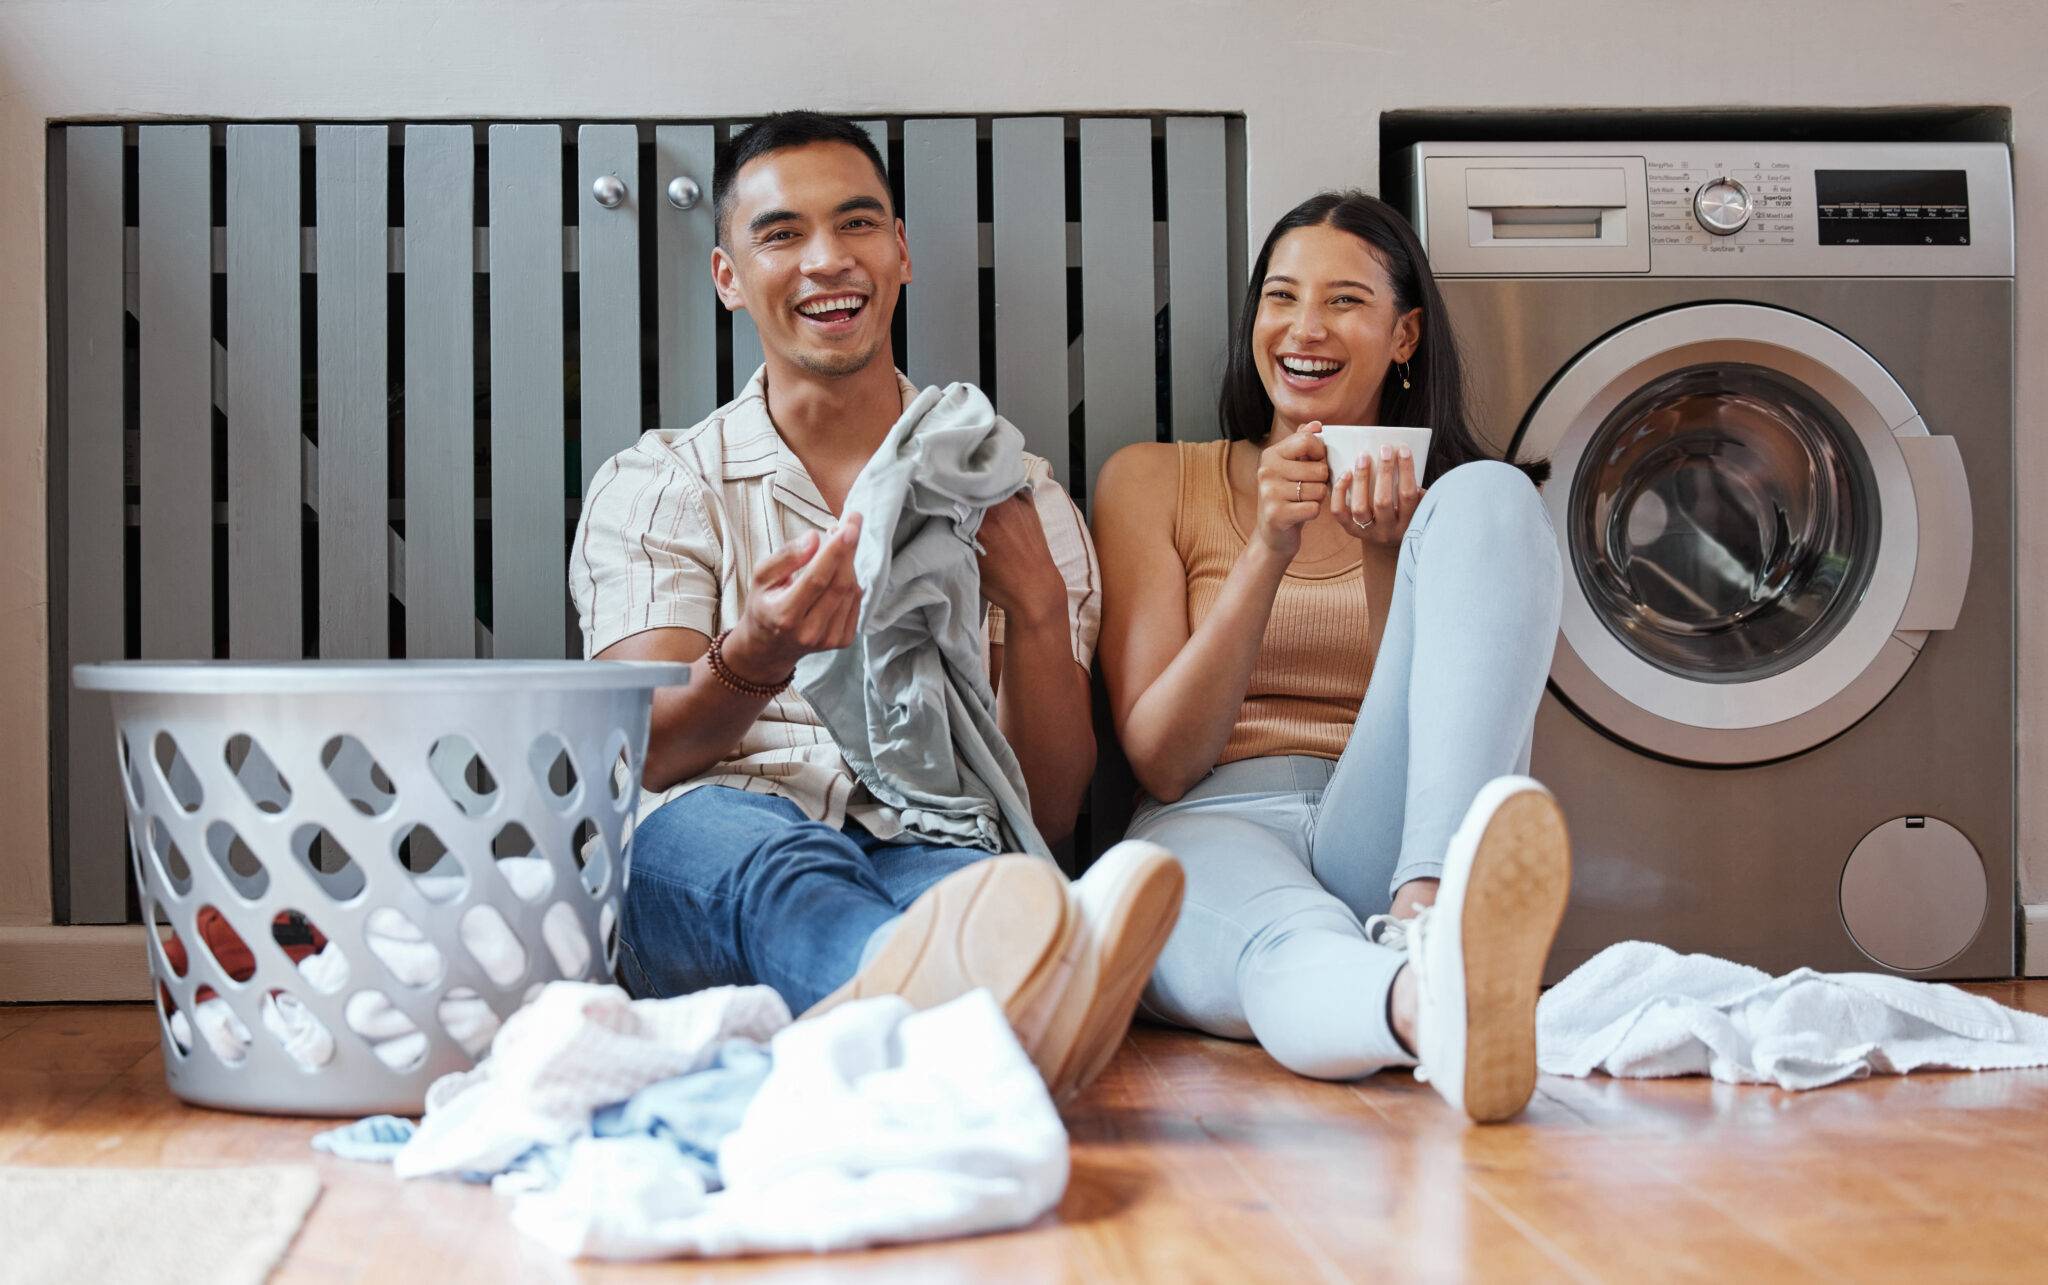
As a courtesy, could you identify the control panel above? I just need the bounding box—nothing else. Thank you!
[1647,157,1798,250]
[1411,141,2012,277]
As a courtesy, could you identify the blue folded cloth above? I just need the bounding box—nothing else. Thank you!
[587,1039,773,1189]
[311,1114,416,1162]
[309,1038,774,1190]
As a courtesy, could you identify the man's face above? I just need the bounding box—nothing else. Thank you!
[711,141,910,380]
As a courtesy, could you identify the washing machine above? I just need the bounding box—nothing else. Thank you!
[1409,140,2014,979]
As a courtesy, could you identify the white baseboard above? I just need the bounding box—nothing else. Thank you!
[0,925,153,1001]
[2026,905,2048,978]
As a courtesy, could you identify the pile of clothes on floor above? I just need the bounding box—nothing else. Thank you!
[310,980,1069,1260]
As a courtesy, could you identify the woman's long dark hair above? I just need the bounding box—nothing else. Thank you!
[1217,190,1548,487]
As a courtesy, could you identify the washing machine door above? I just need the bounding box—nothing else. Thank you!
[1519,303,1973,765]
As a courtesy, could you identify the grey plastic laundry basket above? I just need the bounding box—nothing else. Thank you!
[73,660,686,1116]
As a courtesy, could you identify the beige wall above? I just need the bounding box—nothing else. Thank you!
[1,0,2043,928]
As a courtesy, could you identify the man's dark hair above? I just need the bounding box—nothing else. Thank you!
[713,112,893,247]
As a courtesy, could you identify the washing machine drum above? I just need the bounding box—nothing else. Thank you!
[1519,303,1973,766]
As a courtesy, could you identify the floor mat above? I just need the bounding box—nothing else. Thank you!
[0,1164,320,1285]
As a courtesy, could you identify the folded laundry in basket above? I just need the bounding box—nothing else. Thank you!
[167,857,590,1073]
[162,905,326,981]
[1538,940,2048,1090]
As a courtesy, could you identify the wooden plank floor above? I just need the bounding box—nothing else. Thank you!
[5,983,2048,1283]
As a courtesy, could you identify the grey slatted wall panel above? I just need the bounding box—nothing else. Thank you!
[655,125,717,427]
[402,126,477,658]
[724,120,891,398]
[577,124,640,490]
[225,125,302,659]
[315,126,389,659]
[1078,118,1158,498]
[858,121,889,167]
[727,308,764,393]
[62,127,129,922]
[724,121,764,395]
[903,118,978,388]
[990,117,1070,484]
[1166,118,1230,442]
[138,125,214,660]
[1078,118,1159,856]
[487,124,566,660]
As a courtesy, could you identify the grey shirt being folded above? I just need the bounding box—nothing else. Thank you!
[794,383,1051,857]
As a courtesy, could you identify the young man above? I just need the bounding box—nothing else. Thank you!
[570,111,1182,1103]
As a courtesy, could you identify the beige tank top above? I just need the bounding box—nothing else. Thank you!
[1174,439,1392,765]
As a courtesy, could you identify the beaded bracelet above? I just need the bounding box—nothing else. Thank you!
[706,628,794,698]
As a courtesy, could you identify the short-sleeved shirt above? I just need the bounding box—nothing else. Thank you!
[570,366,1101,838]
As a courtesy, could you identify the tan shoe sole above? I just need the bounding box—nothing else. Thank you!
[1457,788,1572,1123]
[1029,845,1185,1104]
[801,855,1075,1027]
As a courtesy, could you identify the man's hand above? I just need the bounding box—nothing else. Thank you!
[723,515,865,683]
[976,493,1066,629]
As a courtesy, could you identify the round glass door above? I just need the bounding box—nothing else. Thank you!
[1517,303,1936,766]
[1570,362,1882,685]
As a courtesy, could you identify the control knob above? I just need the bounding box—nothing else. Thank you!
[1693,177,1752,236]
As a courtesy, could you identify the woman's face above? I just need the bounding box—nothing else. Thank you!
[1252,223,1423,435]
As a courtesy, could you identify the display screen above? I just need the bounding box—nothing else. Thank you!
[1816,170,1970,246]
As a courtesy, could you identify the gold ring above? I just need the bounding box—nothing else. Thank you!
[1295,481,1303,501]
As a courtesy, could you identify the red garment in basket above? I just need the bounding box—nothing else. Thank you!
[161,908,328,1007]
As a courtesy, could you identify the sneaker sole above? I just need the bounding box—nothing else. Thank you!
[800,855,1073,1025]
[1457,787,1571,1123]
[1039,847,1185,1104]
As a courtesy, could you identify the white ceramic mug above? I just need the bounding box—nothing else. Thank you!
[1318,425,1433,484]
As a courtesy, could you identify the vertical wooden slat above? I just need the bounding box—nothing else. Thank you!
[725,118,766,398]
[1079,118,1159,853]
[487,124,566,661]
[225,124,302,659]
[61,126,128,923]
[991,117,1071,485]
[903,118,978,388]
[138,125,214,660]
[402,126,476,658]
[1079,118,1158,498]
[1167,118,1230,442]
[728,311,765,396]
[576,124,640,490]
[655,125,717,427]
[315,125,390,660]
[858,120,890,169]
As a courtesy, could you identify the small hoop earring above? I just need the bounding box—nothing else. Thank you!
[1399,360,1412,391]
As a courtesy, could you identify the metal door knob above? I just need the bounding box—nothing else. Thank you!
[666,176,702,211]
[591,175,628,209]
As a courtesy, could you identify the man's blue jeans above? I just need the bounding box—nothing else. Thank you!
[615,785,994,1013]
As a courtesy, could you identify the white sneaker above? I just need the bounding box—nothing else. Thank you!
[1012,840,1185,1104]
[1363,913,1416,954]
[1407,776,1571,1123]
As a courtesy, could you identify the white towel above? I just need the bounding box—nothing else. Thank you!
[393,982,790,1180]
[509,988,1069,1260]
[1538,940,2048,1090]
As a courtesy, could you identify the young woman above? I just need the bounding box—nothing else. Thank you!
[1092,191,1571,1122]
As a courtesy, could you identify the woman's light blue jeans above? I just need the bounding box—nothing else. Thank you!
[1128,461,1564,1080]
